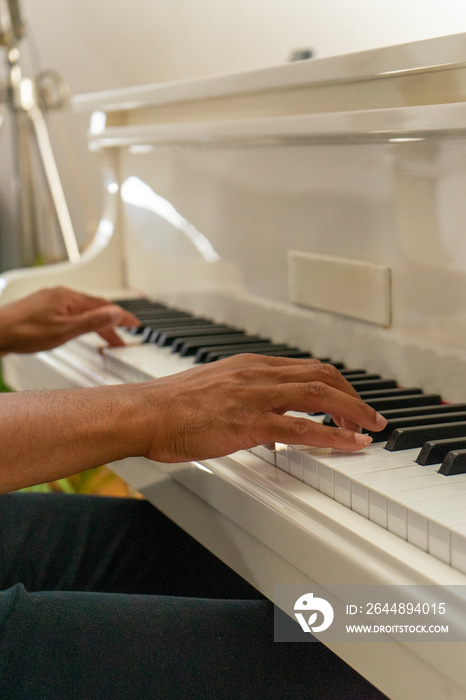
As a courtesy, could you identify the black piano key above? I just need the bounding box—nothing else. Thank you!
[113,299,168,311]
[154,325,237,346]
[364,394,442,411]
[140,316,205,325]
[321,406,445,428]
[170,332,251,354]
[358,387,423,399]
[142,307,180,316]
[416,437,466,465]
[171,332,248,354]
[129,314,200,335]
[439,450,466,476]
[132,311,194,321]
[343,373,381,382]
[349,379,398,392]
[385,421,466,451]
[145,318,214,333]
[368,411,466,442]
[197,342,283,363]
[150,322,230,343]
[202,344,293,363]
[243,349,312,359]
[382,403,466,421]
[134,309,196,321]
[339,369,368,376]
[177,334,264,357]
[128,326,152,336]
[122,305,170,316]
[140,318,212,339]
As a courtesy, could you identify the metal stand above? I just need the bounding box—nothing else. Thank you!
[0,0,80,264]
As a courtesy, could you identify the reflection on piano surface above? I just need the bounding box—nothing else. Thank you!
[3,32,466,700]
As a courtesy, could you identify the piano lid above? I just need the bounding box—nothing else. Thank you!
[72,31,466,128]
[0,31,454,399]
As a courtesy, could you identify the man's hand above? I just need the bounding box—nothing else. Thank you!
[141,354,387,462]
[0,353,387,492]
[0,286,139,355]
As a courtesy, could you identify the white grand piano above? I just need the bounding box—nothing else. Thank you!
[3,32,466,699]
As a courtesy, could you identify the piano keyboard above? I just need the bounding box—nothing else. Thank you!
[78,297,466,576]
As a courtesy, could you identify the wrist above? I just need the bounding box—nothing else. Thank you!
[0,307,14,355]
[128,381,166,459]
[101,381,165,462]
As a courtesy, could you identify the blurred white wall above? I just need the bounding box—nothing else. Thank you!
[1,0,466,270]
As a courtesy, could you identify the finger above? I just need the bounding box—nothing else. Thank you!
[220,354,323,373]
[263,412,373,451]
[63,290,138,322]
[92,305,140,329]
[241,358,362,399]
[65,306,139,343]
[330,414,368,432]
[96,328,126,346]
[332,416,363,433]
[57,288,109,313]
[268,381,386,434]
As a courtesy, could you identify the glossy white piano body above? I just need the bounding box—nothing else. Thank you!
[3,32,466,699]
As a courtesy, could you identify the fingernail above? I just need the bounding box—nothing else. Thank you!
[354,432,373,446]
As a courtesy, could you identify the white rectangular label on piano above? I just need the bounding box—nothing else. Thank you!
[288,251,391,326]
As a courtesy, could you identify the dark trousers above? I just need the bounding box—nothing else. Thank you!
[0,493,386,699]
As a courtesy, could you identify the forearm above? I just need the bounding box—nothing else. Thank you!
[0,384,152,493]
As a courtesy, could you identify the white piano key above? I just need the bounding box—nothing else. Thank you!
[333,451,421,477]
[367,468,466,491]
[351,481,369,518]
[428,508,466,565]
[368,489,388,528]
[384,481,466,549]
[355,461,438,485]
[285,410,322,422]
[288,447,304,481]
[386,498,408,539]
[275,443,290,473]
[249,446,262,459]
[298,442,394,497]
[318,462,334,497]
[362,467,439,520]
[103,343,196,381]
[406,492,466,552]
[304,443,389,471]
[353,468,466,532]
[407,510,430,551]
[387,490,460,542]
[451,523,466,574]
[250,443,276,466]
[301,451,319,489]
[277,413,325,479]
[388,478,466,508]
[334,472,351,507]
